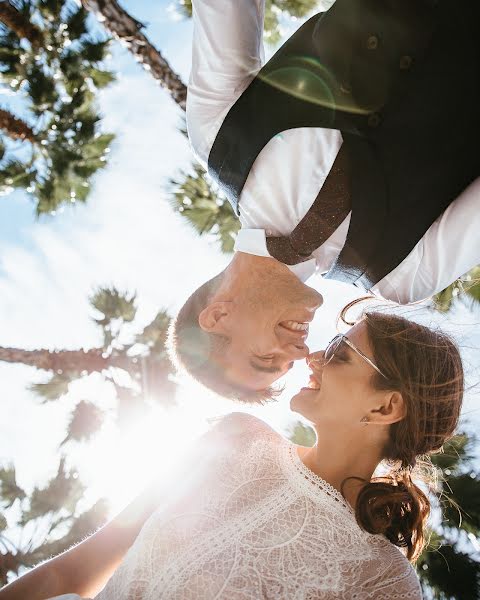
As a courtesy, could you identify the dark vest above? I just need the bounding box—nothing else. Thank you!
[207,0,480,289]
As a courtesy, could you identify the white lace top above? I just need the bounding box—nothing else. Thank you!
[95,413,422,600]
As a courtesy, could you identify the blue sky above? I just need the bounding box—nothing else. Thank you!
[0,0,479,516]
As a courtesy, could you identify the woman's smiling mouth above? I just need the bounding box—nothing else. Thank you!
[300,373,321,392]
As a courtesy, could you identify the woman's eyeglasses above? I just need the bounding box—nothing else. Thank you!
[322,333,387,379]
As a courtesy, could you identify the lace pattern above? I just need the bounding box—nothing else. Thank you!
[96,413,422,600]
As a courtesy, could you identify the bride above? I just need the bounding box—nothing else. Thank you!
[0,302,464,599]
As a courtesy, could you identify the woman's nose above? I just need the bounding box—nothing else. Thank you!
[306,351,326,369]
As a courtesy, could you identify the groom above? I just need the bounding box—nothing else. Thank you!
[168,0,480,401]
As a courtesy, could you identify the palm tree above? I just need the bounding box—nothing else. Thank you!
[0,459,108,585]
[432,266,480,313]
[80,0,187,110]
[0,0,43,45]
[0,0,116,214]
[287,421,480,599]
[0,109,35,142]
[0,287,177,442]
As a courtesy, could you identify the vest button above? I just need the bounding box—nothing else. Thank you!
[366,35,379,50]
[368,113,381,128]
[399,55,413,70]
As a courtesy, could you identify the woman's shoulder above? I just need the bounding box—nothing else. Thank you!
[361,538,423,599]
[207,412,280,440]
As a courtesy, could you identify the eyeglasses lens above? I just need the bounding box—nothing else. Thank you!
[324,335,343,363]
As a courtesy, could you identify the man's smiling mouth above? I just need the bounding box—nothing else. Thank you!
[280,320,310,333]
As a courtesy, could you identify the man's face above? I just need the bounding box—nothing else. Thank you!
[207,278,323,391]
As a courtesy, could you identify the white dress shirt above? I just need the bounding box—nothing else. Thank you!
[187,0,480,303]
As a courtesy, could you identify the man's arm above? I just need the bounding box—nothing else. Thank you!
[0,480,164,600]
[373,176,480,304]
[187,0,266,164]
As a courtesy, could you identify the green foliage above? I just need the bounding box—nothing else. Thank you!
[287,421,316,447]
[0,466,26,509]
[418,433,480,598]
[29,372,72,402]
[91,287,137,325]
[170,164,240,253]
[418,543,480,600]
[10,287,177,438]
[0,458,108,584]
[433,266,480,313]
[0,157,36,196]
[135,310,171,350]
[0,0,116,214]
[87,288,176,412]
[441,474,480,535]
[21,458,84,523]
[61,400,105,444]
[91,286,137,348]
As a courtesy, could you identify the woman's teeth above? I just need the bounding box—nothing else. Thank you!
[283,320,309,332]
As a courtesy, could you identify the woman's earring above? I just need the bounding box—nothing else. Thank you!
[360,416,369,425]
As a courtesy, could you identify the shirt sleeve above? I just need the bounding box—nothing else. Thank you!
[373,176,480,304]
[187,0,266,164]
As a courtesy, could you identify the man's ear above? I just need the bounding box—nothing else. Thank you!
[198,301,232,334]
[371,391,406,425]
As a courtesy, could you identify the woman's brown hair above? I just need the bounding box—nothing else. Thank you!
[340,298,464,562]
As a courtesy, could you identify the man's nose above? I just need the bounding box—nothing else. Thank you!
[312,290,323,310]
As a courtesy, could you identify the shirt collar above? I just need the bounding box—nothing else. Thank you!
[234,229,317,283]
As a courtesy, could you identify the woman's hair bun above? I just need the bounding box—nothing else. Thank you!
[355,472,430,561]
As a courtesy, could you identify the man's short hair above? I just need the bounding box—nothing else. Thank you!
[167,272,280,404]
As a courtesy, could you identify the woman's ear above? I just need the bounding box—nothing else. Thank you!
[371,391,406,425]
[198,301,232,333]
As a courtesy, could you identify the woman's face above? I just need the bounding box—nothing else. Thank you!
[290,321,386,428]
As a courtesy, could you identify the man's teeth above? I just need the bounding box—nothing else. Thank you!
[283,320,309,331]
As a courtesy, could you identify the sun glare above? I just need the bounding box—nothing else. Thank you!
[75,381,234,516]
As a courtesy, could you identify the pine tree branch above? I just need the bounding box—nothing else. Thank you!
[0,108,35,142]
[81,0,187,110]
[0,0,43,47]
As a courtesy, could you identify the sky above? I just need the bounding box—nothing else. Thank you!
[0,0,479,520]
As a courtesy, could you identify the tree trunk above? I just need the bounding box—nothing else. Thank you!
[0,109,35,142]
[0,1,43,47]
[80,0,187,111]
[0,346,109,374]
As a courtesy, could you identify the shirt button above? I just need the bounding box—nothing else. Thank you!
[366,35,379,50]
[368,113,381,128]
[399,55,413,70]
